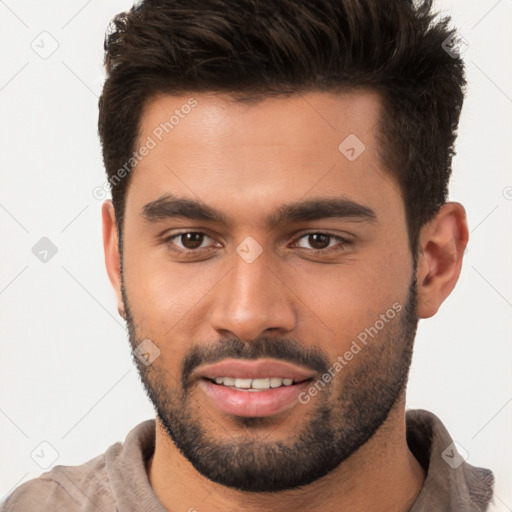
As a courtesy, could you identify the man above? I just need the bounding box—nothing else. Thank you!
[1,0,495,510]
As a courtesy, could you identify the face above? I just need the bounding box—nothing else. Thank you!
[117,91,418,491]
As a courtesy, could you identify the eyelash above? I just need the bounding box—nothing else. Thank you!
[164,231,218,253]
[163,231,353,255]
[293,233,353,253]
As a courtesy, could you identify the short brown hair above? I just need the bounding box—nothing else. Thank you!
[98,0,466,253]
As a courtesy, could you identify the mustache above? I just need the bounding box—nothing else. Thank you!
[181,337,330,389]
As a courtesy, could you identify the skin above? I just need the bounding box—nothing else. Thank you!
[102,90,468,512]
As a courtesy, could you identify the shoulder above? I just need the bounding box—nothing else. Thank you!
[1,420,156,512]
[1,451,116,512]
[1,474,73,512]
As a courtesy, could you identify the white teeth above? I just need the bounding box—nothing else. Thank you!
[270,377,283,388]
[251,378,270,389]
[235,378,252,388]
[211,377,296,390]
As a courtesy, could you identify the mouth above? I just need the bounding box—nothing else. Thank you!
[205,376,303,391]
[195,358,316,418]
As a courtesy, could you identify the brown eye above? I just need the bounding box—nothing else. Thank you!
[295,232,351,252]
[164,231,221,256]
[179,232,205,249]
[166,231,214,251]
[307,233,331,249]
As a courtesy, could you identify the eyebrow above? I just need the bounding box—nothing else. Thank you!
[141,193,377,227]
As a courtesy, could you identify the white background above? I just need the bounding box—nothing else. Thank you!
[0,0,511,509]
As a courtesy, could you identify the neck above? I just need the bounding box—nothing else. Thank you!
[147,396,425,512]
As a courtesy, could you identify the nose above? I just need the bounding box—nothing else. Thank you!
[209,250,297,341]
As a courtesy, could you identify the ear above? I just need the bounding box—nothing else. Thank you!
[416,202,469,319]
[102,200,126,319]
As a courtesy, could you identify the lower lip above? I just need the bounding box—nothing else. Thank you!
[199,378,311,418]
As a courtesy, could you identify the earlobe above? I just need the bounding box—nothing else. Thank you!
[101,200,124,315]
[416,202,469,319]
[118,304,127,319]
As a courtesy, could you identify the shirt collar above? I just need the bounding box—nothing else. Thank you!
[406,409,494,512]
[104,409,494,512]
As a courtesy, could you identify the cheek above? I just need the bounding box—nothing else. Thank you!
[288,252,411,353]
[122,245,222,339]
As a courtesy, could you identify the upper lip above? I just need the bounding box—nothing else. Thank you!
[195,358,316,382]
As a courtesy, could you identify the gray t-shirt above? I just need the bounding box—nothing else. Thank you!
[1,409,494,511]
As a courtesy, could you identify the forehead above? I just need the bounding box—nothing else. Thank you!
[126,90,400,225]
[138,90,382,156]
[141,89,381,140]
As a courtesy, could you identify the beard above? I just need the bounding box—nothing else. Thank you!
[121,273,418,493]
